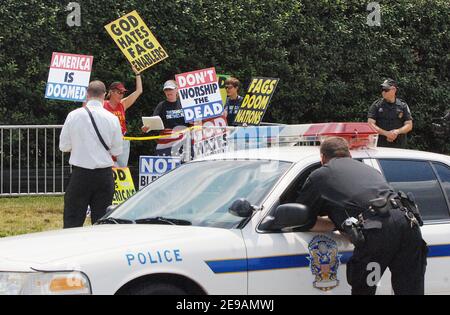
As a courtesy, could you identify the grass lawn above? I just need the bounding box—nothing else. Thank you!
[0,196,90,238]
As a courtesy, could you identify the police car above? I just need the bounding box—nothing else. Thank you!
[0,123,449,295]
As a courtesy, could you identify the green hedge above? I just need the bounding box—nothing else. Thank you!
[0,0,449,159]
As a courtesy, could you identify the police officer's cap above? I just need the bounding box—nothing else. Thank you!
[381,78,398,89]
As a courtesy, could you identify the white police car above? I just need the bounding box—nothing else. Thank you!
[0,123,449,295]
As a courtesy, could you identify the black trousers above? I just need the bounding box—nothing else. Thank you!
[347,209,428,295]
[64,166,114,228]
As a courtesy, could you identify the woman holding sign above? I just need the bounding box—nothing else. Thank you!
[104,65,143,167]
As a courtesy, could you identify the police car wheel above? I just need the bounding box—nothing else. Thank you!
[125,281,187,295]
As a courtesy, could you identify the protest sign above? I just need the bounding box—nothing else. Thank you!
[112,167,136,205]
[45,52,93,102]
[104,10,168,73]
[139,156,181,190]
[234,77,279,126]
[176,67,224,123]
[217,74,230,106]
[191,115,228,159]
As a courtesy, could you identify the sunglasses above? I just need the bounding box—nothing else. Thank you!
[225,85,236,90]
[381,88,392,92]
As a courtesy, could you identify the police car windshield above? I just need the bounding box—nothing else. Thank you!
[110,160,291,229]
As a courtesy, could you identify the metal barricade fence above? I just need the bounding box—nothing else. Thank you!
[0,123,314,196]
[0,125,70,196]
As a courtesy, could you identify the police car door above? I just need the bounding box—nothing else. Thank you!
[242,155,389,294]
[374,157,450,294]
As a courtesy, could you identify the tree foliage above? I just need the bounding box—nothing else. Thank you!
[0,0,448,157]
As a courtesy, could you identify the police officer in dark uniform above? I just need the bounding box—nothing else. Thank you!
[296,137,427,295]
[368,79,413,148]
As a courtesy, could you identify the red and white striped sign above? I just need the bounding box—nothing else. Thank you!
[175,67,224,123]
[45,52,93,102]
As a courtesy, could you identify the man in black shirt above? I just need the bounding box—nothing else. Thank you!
[296,137,427,295]
[142,80,190,157]
[153,80,187,129]
[368,79,413,148]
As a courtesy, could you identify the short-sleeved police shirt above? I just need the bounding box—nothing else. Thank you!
[368,98,412,148]
[296,158,394,230]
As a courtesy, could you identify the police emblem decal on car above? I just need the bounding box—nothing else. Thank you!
[308,235,342,291]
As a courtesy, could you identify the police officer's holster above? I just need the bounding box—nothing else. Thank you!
[348,191,423,246]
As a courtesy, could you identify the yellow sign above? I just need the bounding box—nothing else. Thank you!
[234,77,279,126]
[112,167,136,205]
[105,10,168,73]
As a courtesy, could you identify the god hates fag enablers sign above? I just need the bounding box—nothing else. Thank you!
[105,10,168,73]
[45,52,93,102]
[234,77,279,126]
[176,68,224,123]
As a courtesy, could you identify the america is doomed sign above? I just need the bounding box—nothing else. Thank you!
[45,52,93,102]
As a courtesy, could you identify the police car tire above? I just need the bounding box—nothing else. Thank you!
[126,281,187,295]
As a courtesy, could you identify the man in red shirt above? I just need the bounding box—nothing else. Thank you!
[104,65,143,166]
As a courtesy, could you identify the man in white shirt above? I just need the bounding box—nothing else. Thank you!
[60,81,123,228]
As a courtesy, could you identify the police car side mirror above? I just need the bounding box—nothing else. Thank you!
[228,199,255,218]
[259,203,312,232]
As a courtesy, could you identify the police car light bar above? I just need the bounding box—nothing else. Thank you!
[297,122,379,149]
[188,122,378,155]
[229,122,378,149]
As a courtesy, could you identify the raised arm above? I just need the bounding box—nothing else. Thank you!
[122,65,143,110]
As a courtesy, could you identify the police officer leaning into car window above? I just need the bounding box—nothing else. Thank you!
[296,137,427,295]
[368,79,413,148]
